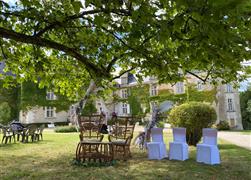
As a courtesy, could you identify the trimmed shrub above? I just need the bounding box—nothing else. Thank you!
[169,102,216,146]
[54,125,78,133]
[216,121,230,130]
[0,102,11,125]
[156,121,165,128]
[81,99,97,115]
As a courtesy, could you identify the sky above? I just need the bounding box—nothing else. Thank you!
[239,78,250,91]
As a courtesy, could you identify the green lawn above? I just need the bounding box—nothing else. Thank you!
[0,130,251,180]
[223,130,251,135]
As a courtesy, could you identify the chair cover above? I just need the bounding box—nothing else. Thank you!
[147,128,167,160]
[196,128,220,165]
[169,127,188,161]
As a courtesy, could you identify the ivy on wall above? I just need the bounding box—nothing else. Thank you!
[114,83,217,115]
[20,81,74,112]
[0,81,19,121]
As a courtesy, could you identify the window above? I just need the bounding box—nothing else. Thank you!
[122,103,130,114]
[70,105,75,115]
[197,81,203,90]
[226,84,233,93]
[149,76,157,81]
[45,107,56,118]
[176,82,184,94]
[121,77,128,85]
[121,89,128,98]
[150,85,157,96]
[46,91,56,100]
[227,98,234,111]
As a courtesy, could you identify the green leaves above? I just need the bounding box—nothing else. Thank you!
[0,0,250,100]
[71,0,83,13]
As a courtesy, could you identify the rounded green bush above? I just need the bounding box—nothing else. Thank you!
[54,125,78,133]
[216,121,230,130]
[169,102,216,146]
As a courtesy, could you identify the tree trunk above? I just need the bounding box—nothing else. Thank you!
[71,79,96,129]
[144,106,159,147]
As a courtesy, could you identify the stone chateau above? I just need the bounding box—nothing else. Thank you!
[19,72,243,130]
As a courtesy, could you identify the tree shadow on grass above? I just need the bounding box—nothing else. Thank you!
[1,147,251,180]
[1,135,251,180]
[219,144,238,150]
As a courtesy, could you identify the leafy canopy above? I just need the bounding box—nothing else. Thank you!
[0,0,250,99]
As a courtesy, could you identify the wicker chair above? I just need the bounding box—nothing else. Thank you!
[76,115,105,162]
[78,115,104,142]
[108,116,135,160]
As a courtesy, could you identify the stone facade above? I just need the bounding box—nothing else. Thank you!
[97,73,243,130]
[19,106,69,124]
[216,85,243,129]
[19,72,243,129]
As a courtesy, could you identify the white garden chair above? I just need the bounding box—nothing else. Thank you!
[169,127,189,161]
[147,128,167,160]
[196,128,220,165]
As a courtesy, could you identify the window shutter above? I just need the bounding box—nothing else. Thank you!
[54,107,57,118]
[44,107,47,118]
[127,104,130,114]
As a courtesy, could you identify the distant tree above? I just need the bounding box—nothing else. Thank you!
[0,102,11,125]
[240,84,251,130]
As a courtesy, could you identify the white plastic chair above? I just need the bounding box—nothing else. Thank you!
[147,128,167,160]
[169,127,189,161]
[196,128,220,165]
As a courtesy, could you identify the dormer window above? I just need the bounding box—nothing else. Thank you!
[150,84,157,96]
[121,77,128,85]
[226,84,233,93]
[46,91,56,100]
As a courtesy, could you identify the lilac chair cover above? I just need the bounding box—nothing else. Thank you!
[169,127,189,161]
[147,128,167,160]
[196,128,220,165]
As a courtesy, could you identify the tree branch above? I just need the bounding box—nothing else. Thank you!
[106,52,130,73]
[185,68,213,83]
[35,9,103,37]
[185,70,207,83]
[111,67,136,80]
[0,27,104,76]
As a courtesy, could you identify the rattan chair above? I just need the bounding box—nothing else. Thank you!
[108,116,135,160]
[78,115,104,142]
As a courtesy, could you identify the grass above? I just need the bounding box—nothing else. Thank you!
[0,130,251,180]
[223,130,251,135]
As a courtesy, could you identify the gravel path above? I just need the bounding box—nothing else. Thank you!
[218,131,251,150]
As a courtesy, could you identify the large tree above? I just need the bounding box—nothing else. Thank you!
[0,0,250,112]
[240,84,251,129]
